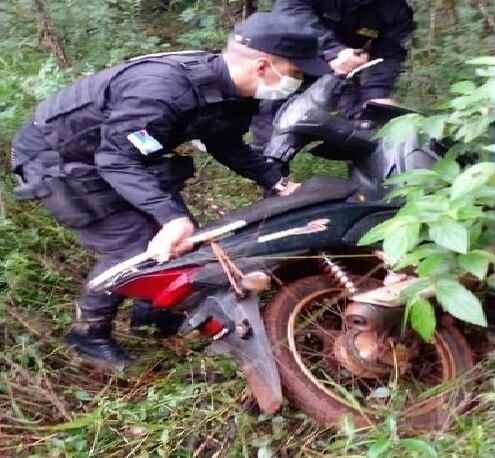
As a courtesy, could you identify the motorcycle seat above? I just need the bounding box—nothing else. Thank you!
[208,175,357,228]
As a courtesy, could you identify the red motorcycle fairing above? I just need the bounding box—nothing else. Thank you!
[115,267,200,308]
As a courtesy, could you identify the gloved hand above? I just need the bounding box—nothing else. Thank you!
[329,48,369,75]
[267,177,301,197]
[147,217,195,263]
[278,181,300,196]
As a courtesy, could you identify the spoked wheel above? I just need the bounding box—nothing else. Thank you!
[263,274,474,432]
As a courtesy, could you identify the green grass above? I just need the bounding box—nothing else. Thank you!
[2,1,495,455]
[2,156,495,457]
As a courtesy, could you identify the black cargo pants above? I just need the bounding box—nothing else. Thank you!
[13,121,185,317]
[21,158,160,315]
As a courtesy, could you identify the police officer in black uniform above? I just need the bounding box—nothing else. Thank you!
[251,0,415,153]
[11,13,329,368]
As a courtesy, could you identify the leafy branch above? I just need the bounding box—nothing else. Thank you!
[359,57,495,341]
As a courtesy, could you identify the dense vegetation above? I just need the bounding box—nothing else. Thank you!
[1,0,494,456]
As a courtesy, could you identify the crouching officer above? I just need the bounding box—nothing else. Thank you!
[250,0,415,154]
[11,12,329,368]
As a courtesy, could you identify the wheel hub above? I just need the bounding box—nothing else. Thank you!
[333,330,392,378]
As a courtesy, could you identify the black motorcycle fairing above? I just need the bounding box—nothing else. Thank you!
[342,210,398,244]
[212,175,357,227]
[264,74,351,163]
[358,102,415,125]
[349,135,442,200]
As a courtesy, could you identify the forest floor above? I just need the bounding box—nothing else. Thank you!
[2,151,495,457]
[2,1,495,455]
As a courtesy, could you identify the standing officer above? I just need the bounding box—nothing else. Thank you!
[11,12,329,368]
[250,0,415,153]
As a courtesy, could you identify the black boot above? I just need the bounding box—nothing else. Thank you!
[131,301,185,337]
[65,309,132,369]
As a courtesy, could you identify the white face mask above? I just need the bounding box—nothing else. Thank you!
[254,60,303,100]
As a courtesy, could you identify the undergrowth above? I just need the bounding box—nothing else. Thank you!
[2,0,495,456]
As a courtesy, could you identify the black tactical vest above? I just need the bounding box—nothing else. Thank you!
[31,52,257,164]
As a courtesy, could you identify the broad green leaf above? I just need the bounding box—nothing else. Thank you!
[74,390,92,401]
[417,254,445,277]
[454,116,492,143]
[386,169,440,186]
[410,298,436,342]
[450,80,476,95]
[401,279,434,301]
[399,195,449,221]
[436,280,487,326]
[451,162,495,200]
[395,244,444,269]
[399,438,438,457]
[457,205,485,220]
[50,411,99,431]
[366,439,391,458]
[384,186,419,202]
[428,217,468,254]
[458,251,491,280]
[433,159,460,182]
[358,216,416,246]
[466,56,495,66]
[421,115,447,138]
[375,113,423,147]
[383,222,420,265]
[469,220,483,246]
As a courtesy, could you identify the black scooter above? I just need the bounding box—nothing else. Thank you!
[89,73,472,432]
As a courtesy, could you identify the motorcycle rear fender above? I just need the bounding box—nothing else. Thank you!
[181,289,283,414]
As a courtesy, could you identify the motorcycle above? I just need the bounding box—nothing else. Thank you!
[89,72,474,432]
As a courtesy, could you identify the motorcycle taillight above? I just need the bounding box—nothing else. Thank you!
[115,267,199,309]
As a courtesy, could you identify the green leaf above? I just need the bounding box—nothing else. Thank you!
[375,113,423,147]
[386,169,439,186]
[50,411,99,431]
[433,159,460,183]
[399,438,438,457]
[458,251,491,280]
[487,275,495,290]
[358,216,416,246]
[383,222,420,265]
[428,217,468,254]
[417,254,445,277]
[366,439,391,458]
[436,280,487,326]
[395,244,444,270]
[451,162,495,200]
[450,81,476,95]
[399,195,449,221]
[421,115,447,138]
[466,56,495,66]
[74,390,92,402]
[410,298,436,342]
[401,279,434,301]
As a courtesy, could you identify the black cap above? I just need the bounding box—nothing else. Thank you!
[233,12,329,77]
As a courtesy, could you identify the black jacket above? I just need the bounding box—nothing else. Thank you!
[273,0,415,103]
[15,53,282,225]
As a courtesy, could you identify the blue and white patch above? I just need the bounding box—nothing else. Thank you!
[127,129,163,155]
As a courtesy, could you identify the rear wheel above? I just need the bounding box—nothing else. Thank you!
[263,274,473,431]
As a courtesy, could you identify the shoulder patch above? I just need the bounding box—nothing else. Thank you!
[127,129,163,155]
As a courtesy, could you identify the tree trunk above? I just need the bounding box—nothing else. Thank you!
[33,0,70,68]
[242,0,257,20]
